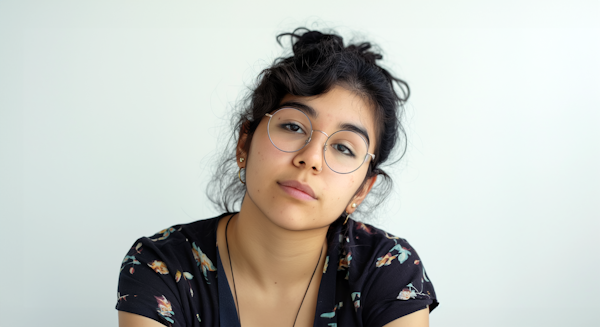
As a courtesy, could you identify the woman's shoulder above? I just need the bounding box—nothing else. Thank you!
[118,213,230,291]
[344,219,415,260]
[137,213,227,249]
[116,214,229,326]
[338,219,438,324]
[330,219,438,326]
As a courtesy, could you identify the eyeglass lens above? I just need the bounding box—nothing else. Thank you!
[267,108,369,174]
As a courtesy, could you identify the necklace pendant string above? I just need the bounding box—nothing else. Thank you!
[225,214,325,327]
[292,240,324,327]
[225,215,242,325]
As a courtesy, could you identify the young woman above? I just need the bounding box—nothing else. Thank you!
[117,28,438,327]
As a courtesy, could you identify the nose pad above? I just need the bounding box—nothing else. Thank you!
[302,130,329,151]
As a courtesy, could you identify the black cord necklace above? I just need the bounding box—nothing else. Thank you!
[225,214,324,327]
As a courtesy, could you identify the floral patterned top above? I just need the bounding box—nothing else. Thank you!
[116,213,438,326]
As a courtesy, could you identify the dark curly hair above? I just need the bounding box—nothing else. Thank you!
[207,28,409,220]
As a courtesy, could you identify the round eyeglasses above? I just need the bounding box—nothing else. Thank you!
[265,108,375,174]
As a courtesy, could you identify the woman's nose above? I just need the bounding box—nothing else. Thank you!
[293,130,328,173]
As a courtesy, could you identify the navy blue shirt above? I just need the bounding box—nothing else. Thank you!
[116,214,438,326]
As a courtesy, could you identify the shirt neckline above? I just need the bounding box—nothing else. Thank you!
[212,213,344,327]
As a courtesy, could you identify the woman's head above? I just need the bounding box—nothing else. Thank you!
[208,28,409,220]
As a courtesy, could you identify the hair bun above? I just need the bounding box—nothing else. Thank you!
[296,30,325,46]
[348,43,383,64]
[280,29,344,58]
[284,29,382,67]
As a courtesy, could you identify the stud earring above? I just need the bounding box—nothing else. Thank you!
[239,158,244,163]
[352,203,357,208]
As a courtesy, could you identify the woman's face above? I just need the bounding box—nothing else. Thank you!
[240,85,378,231]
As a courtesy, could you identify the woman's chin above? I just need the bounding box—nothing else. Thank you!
[263,210,336,232]
[242,193,335,231]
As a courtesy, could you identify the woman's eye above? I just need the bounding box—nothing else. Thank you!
[332,144,355,157]
[281,123,305,133]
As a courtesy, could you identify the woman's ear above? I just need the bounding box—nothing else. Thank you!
[236,121,251,168]
[346,175,377,214]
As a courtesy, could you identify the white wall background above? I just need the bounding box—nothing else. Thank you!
[1,1,599,326]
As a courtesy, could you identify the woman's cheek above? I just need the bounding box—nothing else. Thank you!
[245,138,286,194]
[328,175,357,205]
[341,173,358,193]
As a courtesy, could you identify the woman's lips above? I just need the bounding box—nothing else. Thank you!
[278,180,317,201]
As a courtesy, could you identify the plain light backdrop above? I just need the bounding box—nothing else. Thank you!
[1,1,599,326]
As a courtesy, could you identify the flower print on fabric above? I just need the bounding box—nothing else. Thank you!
[320,302,343,319]
[338,252,352,280]
[120,255,141,274]
[151,227,180,242]
[120,243,143,274]
[338,252,352,271]
[397,283,430,301]
[356,222,375,234]
[397,288,412,300]
[175,270,195,297]
[117,292,137,303]
[396,260,433,301]
[192,242,216,283]
[376,232,412,268]
[375,252,397,267]
[174,270,194,283]
[351,292,361,312]
[133,242,143,254]
[384,232,400,240]
[116,215,438,327]
[148,260,169,274]
[389,244,412,264]
[423,267,430,282]
[155,295,175,325]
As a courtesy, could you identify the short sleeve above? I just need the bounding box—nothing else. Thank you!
[360,236,438,327]
[116,234,187,326]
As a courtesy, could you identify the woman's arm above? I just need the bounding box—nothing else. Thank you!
[382,307,429,327]
[118,311,165,327]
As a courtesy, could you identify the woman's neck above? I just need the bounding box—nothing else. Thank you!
[225,198,329,290]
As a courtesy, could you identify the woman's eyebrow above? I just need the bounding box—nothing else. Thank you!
[339,123,371,145]
[278,101,371,144]
[278,101,318,118]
